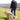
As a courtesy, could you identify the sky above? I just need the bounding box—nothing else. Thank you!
[0,0,20,4]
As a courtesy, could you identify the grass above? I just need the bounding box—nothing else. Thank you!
[0,7,20,20]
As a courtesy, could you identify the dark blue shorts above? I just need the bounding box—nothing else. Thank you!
[11,8,13,11]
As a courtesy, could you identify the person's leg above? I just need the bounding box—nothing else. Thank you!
[14,9,17,18]
[11,8,13,14]
[14,9,16,16]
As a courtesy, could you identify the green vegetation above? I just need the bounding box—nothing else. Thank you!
[0,7,20,20]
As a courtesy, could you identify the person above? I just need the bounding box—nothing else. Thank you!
[10,0,17,17]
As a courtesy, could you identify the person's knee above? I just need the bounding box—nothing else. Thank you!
[11,10,12,12]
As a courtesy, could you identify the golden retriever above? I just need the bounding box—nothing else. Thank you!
[5,11,14,20]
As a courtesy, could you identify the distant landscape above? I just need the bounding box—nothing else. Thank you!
[0,3,20,8]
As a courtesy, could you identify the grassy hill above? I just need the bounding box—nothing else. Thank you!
[0,7,20,20]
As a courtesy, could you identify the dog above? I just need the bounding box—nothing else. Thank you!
[5,11,14,20]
